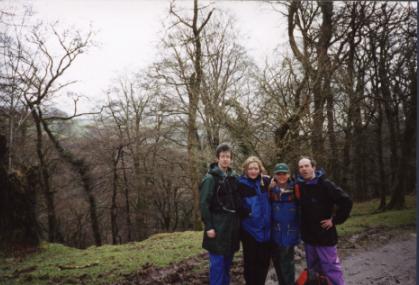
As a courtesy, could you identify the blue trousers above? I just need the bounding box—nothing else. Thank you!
[209,253,234,285]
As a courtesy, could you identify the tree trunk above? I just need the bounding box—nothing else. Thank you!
[39,112,102,246]
[379,38,399,195]
[288,1,333,163]
[311,1,333,162]
[386,63,416,209]
[187,80,201,230]
[120,150,132,242]
[187,0,212,230]
[110,147,122,245]
[325,78,339,182]
[0,135,40,251]
[31,108,62,242]
[375,101,387,210]
[369,32,388,210]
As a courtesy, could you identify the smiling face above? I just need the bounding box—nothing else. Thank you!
[246,162,261,179]
[217,151,232,172]
[298,158,316,181]
[275,172,289,186]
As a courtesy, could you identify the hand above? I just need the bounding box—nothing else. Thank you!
[320,218,333,230]
[269,178,277,189]
[206,229,216,238]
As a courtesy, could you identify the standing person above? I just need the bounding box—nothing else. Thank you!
[199,143,241,285]
[238,156,271,285]
[269,163,300,285]
[297,157,353,285]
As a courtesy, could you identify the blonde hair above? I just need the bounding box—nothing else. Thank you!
[242,156,266,176]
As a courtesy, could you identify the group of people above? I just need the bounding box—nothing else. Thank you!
[199,143,353,285]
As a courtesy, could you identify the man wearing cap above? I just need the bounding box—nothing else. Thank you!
[269,163,300,285]
[297,157,352,285]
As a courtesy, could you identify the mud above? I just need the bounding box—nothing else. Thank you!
[342,229,416,285]
[110,226,416,285]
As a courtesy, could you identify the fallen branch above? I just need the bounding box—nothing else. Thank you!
[10,265,37,277]
[57,262,99,270]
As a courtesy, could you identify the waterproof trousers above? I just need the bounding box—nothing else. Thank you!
[304,243,345,285]
[209,252,234,285]
[271,244,295,285]
[241,229,271,285]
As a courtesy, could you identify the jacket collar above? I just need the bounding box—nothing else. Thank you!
[296,169,325,185]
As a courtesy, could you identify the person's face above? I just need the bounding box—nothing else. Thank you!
[217,151,232,170]
[246,162,260,179]
[275,172,289,185]
[298,158,315,180]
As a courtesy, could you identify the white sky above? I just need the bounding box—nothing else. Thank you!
[3,0,289,114]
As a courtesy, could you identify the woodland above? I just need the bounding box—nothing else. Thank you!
[0,1,416,249]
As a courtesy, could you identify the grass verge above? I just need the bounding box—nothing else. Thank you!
[337,194,416,236]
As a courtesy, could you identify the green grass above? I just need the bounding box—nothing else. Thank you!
[337,194,416,236]
[0,231,204,285]
[0,195,415,285]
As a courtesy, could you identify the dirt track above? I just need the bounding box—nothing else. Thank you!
[342,231,416,285]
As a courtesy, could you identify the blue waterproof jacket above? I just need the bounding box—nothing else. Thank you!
[270,180,300,247]
[238,175,271,243]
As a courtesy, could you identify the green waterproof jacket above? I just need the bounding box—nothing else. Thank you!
[199,163,241,255]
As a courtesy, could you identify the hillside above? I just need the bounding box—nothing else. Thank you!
[0,195,416,285]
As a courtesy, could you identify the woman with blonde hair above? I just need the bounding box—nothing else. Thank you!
[238,156,271,285]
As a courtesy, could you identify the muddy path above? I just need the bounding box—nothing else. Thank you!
[111,226,416,285]
[341,228,416,285]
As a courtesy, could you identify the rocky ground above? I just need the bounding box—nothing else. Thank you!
[112,226,416,285]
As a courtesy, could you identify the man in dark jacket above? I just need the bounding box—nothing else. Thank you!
[297,157,352,285]
[200,143,240,285]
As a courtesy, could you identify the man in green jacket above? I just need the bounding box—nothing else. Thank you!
[200,143,241,285]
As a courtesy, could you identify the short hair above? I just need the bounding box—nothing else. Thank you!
[216,143,233,159]
[242,156,266,175]
[299,156,316,167]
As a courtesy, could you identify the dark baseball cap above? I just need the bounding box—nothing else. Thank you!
[273,163,289,174]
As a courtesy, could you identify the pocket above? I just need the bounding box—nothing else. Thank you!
[249,197,261,217]
[272,205,281,221]
[212,214,228,235]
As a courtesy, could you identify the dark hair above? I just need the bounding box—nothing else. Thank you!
[216,143,233,159]
[299,156,316,167]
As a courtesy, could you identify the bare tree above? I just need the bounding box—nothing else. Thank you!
[5,22,103,245]
[101,73,154,240]
[151,0,214,230]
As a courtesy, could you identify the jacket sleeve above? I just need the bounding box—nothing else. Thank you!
[199,174,215,231]
[236,181,251,218]
[326,180,353,225]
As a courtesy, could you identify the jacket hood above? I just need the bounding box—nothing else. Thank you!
[208,162,235,177]
[296,169,325,184]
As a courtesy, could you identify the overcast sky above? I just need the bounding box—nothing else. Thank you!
[3,0,289,114]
